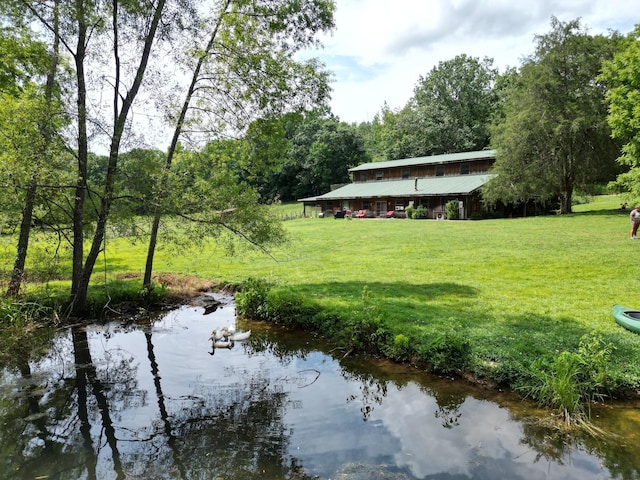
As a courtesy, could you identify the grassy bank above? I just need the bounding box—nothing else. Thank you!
[2,195,640,418]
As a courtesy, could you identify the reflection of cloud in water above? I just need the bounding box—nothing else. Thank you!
[372,383,604,479]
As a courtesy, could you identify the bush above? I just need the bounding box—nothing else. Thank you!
[412,205,428,219]
[264,288,320,329]
[235,277,272,321]
[236,277,322,329]
[342,286,390,353]
[386,334,413,361]
[445,200,459,220]
[417,331,472,374]
[405,205,415,219]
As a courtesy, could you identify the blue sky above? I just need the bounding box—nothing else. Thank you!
[301,0,640,124]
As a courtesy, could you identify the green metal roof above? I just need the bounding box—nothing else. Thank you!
[299,174,496,202]
[349,149,496,172]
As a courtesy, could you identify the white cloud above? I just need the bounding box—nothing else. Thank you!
[304,0,640,124]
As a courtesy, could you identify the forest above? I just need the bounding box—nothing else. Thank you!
[2,0,640,317]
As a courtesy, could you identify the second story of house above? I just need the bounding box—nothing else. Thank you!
[349,149,496,183]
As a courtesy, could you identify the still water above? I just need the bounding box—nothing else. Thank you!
[2,293,640,479]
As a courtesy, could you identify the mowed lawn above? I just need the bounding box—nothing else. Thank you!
[142,195,640,378]
[4,195,640,384]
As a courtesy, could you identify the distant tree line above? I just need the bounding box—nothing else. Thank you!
[191,17,629,216]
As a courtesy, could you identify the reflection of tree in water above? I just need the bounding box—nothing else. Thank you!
[427,387,466,429]
[141,327,311,479]
[243,330,311,366]
[0,358,61,478]
[4,316,640,479]
[340,369,388,421]
[244,324,392,424]
[166,372,302,479]
[1,322,319,479]
[517,416,640,479]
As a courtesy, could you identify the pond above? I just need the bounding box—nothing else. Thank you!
[2,293,640,479]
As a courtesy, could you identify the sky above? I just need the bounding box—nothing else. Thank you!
[301,0,640,124]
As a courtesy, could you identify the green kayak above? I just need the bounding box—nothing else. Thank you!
[613,304,640,334]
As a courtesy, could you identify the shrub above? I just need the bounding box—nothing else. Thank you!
[405,205,415,219]
[235,277,272,321]
[343,286,390,354]
[412,205,428,219]
[445,200,459,220]
[386,334,413,361]
[236,277,322,329]
[264,289,319,328]
[417,330,472,374]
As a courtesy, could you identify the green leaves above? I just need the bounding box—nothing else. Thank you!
[486,17,621,213]
[602,26,640,196]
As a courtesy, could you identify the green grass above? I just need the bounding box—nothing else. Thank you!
[3,195,640,404]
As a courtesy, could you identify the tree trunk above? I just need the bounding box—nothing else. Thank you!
[69,0,90,315]
[560,176,573,214]
[6,0,60,298]
[6,182,37,297]
[70,0,167,316]
[143,0,231,293]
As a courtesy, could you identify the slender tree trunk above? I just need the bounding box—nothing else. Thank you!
[72,326,120,479]
[71,0,167,316]
[6,0,60,298]
[143,0,231,292]
[69,0,89,313]
[6,183,37,297]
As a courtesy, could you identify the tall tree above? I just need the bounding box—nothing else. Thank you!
[375,55,498,161]
[295,117,369,196]
[485,17,622,214]
[69,0,168,315]
[411,54,498,155]
[142,0,335,292]
[262,113,368,200]
[0,2,66,297]
[601,26,640,201]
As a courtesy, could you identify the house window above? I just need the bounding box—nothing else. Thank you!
[359,172,368,182]
[460,163,470,175]
[402,169,410,179]
[376,171,383,181]
[436,165,444,177]
[362,201,370,210]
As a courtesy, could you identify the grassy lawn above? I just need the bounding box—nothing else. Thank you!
[3,194,640,398]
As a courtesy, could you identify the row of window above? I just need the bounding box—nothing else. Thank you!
[358,163,471,182]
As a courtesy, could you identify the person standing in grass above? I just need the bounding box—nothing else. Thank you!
[630,205,640,239]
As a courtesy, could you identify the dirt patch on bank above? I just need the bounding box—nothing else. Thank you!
[116,272,238,304]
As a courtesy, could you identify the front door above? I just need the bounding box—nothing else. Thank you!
[376,201,387,216]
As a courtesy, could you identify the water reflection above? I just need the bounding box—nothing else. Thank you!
[1,295,640,479]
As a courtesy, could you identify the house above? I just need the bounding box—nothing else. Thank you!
[298,149,496,219]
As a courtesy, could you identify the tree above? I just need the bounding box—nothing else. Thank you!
[375,102,424,160]
[374,55,497,161]
[297,118,369,196]
[1,0,335,313]
[13,0,174,313]
[0,2,67,297]
[141,0,335,292]
[262,113,368,200]
[601,26,640,201]
[485,17,622,214]
[411,54,498,155]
